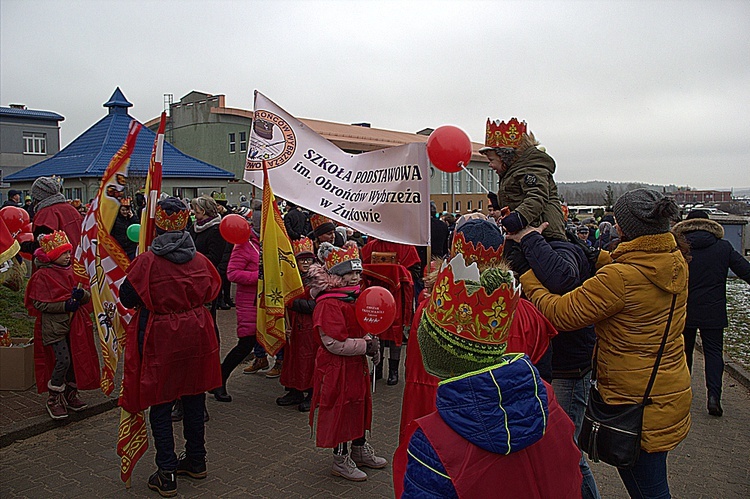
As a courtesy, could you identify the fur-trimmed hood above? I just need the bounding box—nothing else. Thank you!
[672,218,724,239]
[307,263,346,299]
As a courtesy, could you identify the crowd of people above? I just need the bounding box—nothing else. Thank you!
[6,114,749,498]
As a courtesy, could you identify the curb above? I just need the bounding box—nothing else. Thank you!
[0,397,118,448]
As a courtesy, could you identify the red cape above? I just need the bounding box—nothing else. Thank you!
[25,264,99,393]
[309,295,372,448]
[394,382,581,498]
[120,251,222,412]
[279,288,317,391]
[33,202,83,250]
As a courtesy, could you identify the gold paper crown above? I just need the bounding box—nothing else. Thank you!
[310,213,334,231]
[424,256,520,347]
[155,204,189,231]
[484,118,527,149]
[324,243,360,271]
[292,236,315,257]
[450,230,505,269]
[39,230,72,260]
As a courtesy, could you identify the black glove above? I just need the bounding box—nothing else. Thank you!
[504,243,531,275]
[365,335,380,357]
[501,211,527,233]
[64,299,80,313]
[71,287,85,301]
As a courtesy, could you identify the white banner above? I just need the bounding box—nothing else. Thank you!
[244,91,430,246]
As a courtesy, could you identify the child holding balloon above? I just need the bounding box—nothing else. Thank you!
[308,241,387,482]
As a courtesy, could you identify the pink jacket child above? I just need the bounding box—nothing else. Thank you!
[211,227,261,402]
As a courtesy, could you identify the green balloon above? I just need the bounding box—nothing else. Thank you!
[126,223,141,242]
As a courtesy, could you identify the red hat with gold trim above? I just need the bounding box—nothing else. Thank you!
[39,230,73,261]
[292,236,315,259]
[318,241,362,276]
[418,253,521,379]
[309,213,336,239]
[155,197,190,232]
[479,118,527,152]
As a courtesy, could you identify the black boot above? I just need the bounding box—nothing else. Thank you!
[387,360,399,386]
[276,388,304,406]
[375,361,383,381]
[708,394,723,417]
[211,385,232,403]
[148,468,177,497]
[298,390,312,412]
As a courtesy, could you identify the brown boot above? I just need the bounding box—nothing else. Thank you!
[64,382,87,412]
[242,356,269,374]
[46,381,68,420]
[265,360,282,378]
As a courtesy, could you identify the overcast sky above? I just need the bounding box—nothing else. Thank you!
[2,0,748,189]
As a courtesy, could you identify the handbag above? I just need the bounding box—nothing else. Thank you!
[578,294,677,468]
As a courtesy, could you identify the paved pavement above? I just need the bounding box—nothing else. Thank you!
[1,307,748,498]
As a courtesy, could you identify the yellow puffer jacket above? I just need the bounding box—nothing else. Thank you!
[521,232,692,452]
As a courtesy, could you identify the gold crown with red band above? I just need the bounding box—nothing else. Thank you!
[324,243,360,270]
[424,255,520,347]
[155,204,189,231]
[292,236,315,258]
[484,118,527,149]
[39,230,72,261]
[450,230,504,268]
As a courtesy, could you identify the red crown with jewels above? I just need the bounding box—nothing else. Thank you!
[310,214,335,231]
[484,118,527,149]
[292,236,315,258]
[39,230,72,261]
[324,243,361,271]
[450,230,505,268]
[155,204,189,231]
[425,256,520,346]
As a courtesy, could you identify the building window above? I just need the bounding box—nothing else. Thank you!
[441,171,450,194]
[239,131,247,152]
[64,187,82,201]
[442,202,448,212]
[455,201,461,213]
[479,200,483,210]
[466,168,474,193]
[453,172,461,194]
[467,200,472,211]
[229,133,236,153]
[478,169,485,192]
[23,132,46,154]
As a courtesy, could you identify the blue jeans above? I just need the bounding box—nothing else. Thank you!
[149,393,206,471]
[617,450,670,499]
[253,343,283,361]
[552,373,601,499]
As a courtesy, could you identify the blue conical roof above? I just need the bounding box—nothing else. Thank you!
[6,89,233,181]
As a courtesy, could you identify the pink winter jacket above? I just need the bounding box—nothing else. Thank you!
[227,232,260,338]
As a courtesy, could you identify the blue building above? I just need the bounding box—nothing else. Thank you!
[5,88,233,202]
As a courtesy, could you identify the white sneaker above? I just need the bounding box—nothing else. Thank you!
[331,454,367,482]
[351,443,388,469]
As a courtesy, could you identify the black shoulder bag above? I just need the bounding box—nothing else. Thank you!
[578,294,677,469]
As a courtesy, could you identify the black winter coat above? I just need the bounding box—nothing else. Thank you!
[190,220,227,271]
[673,218,750,329]
[519,231,596,377]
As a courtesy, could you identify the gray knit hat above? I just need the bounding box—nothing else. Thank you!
[613,189,680,240]
[31,176,61,202]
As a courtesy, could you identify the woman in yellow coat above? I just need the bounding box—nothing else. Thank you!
[510,189,691,499]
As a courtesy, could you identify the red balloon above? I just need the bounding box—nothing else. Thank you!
[219,214,252,244]
[22,223,32,233]
[0,206,30,237]
[426,125,473,173]
[17,232,33,260]
[355,286,397,335]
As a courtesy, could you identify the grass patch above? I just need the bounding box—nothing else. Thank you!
[0,283,35,339]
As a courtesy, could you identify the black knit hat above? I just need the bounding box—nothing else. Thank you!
[686,209,709,220]
[613,189,680,240]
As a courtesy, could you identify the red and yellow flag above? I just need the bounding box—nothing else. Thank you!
[139,112,166,253]
[256,160,304,355]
